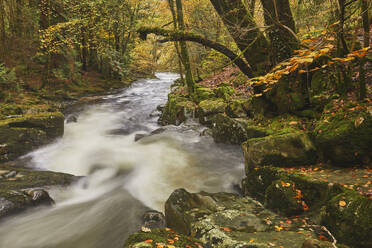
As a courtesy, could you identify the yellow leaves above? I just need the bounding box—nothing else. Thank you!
[339,200,347,207]
[280,181,291,187]
[298,70,307,74]
[275,225,283,231]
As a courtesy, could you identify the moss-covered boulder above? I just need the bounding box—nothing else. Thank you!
[194,87,215,103]
[314,110,372,166]
[123,228,203,248]
[322,190,372,248]
[160,93,196,126]
[243,96,276,118]
[242,167,330,211]
[242,131,317,171]
[225,99,248,118]
[213,84,235,100]
[266,76,307,114]
[0,112,64,162]
[265,179,306,216]
[197,98,226,118]
[211,114,267,144]
[0,164,76,219]
[164,189,333,248]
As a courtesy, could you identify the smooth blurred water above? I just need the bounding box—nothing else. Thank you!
[0,73,244,248]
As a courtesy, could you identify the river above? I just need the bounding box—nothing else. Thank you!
[0,73,244,248]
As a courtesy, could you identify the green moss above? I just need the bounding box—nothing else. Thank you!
[242,131,317,171]
[160,92,196,126]
[213,85,235,100]
[123,228,202,248]
[197,99,226,117]
[0,112,64,162]
[314,110,372,166]
[265,179,305,216]
[225,99,248,118]
[194,87,215,103]
[322,190,372,247]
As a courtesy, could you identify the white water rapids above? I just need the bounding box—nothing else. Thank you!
[0,73,244,248]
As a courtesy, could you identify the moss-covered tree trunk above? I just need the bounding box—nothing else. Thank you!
[175,0,195,94]
[210,0,269,75]
[359,0,370,100]
[260,0,298,64]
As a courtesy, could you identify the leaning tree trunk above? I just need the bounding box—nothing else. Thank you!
[210,0,269,75]
[138,27,254,78]
[260,0,298,65]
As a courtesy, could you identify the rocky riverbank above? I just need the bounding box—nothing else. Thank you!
[0,78,134,220]
[124,78,372,248]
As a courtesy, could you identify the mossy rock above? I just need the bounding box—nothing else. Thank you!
[314,110,372,166]
[0,165,75,219]
[213,85,235,100]
[164,189,333,248]
[0,112,64,162]
[225,99,248,118]
[197,99,226,117]
[267,76,306,114]
[265,179,305,216]
[123,228,202,248]
[242,131,317,171]
[211,114,267,144]
[194,87,215,103]
[322,190,372,248]
[243,96,276,119]
[160,93,196,126]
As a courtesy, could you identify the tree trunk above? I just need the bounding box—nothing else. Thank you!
[210,0,269,75]
[260,0,298,64]
[138,27,254,78]
[174,0,195,94]
[359,0,369,100]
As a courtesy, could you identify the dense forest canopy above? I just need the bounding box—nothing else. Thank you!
[0,0,370,101]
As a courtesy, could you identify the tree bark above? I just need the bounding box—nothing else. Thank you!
[210,0,269,74]
[359,0,369,100]
[174,0,195,94]
[260,0,298,64]
[138,27,254,78]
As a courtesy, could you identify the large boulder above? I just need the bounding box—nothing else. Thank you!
[242,166,331,213]
[242,131,317,171]
[211,114,267,144]
[0,164,76,219]
[0,112,64,162]
[322,190,372,248]
[164,189,333,248]
[314,110,372,166]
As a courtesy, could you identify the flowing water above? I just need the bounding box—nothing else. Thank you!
[0,73,244,248]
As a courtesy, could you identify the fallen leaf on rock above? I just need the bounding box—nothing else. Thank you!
[222,227,232,232]
[339,200,347,207]
[144,239,153,243]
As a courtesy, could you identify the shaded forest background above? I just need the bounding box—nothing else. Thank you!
[0,0,371,106]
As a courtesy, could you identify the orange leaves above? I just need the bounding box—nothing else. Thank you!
[339,200,347,207]
[144,239,153,243]
[280,181,291,187]
[221,227,232,232]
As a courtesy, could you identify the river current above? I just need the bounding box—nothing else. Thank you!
[0,73,244,248]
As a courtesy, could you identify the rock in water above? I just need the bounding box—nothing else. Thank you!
[142,210,166,229]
